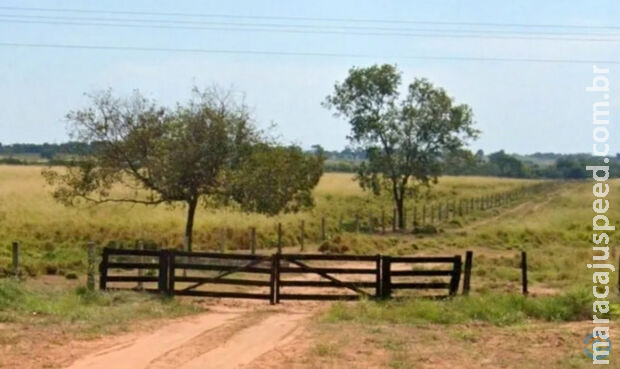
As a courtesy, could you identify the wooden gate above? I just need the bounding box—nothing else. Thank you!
[99,249,468,303]
[276,254,381,301]
[169,251,277,303]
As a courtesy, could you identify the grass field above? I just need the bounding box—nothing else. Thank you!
[0,165,538,276]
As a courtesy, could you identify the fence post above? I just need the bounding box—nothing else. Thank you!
[87,241,96,291]
[269,253,279,305]
[321,216,326,241]
[274,253,281,304]
[381,256,392,299]
[250,227,256,255]
[449,255,462,296]
[99,247,109,291]
[299,220,305,251]
[277,222,283,254]
[158,250,170,294]
[463,251,473,295]
[168,250,176,296]
[521,251,528,296]
[375,254,382,298]
[137,240,144,290]
[11,241,19,279]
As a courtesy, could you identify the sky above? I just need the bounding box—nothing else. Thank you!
[0,0,618,154]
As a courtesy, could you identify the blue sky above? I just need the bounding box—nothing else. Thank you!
[0,0,618,154]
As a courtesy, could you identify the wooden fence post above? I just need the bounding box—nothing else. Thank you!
[168,250,176,296]
[449,255,462,296]
[321,216,326,241]
[300,220,305,251]
[463,251,473,295]
[11,241,19,279]
[137,240,144,290]
[521,251,528,295]
[86,242,96,291]
[269,253,279,305]
[375,254,382,298]
[158,250,170,295]
[250,227,256,255]
[277,223,283,254]
[99,248,109,291]
[381,256,392,299]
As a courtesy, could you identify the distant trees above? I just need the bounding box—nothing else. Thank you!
[43,87,324,251]
[324,64,478,229]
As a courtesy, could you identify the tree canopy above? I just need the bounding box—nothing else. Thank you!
[324,64,478,229]
[43,87,324,250]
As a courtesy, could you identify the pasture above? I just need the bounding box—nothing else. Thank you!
[0,165,535,276]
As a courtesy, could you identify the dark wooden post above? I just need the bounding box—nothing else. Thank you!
[381,256,392,299]
[87,241,96,291]
[11,241,19,279]
[449,255,463,296]
[321,216,326,241]
[463,251,473,295]
[168,250,176,296]
[137,240,144,290]
[273,253,281,304]
[521,251,528,295]
[375,254,382,298]
[269,253,279,305]
[277,222,283,254]
[250,227,256,255]
[99,248,109,291]
[158,250,170,294]
[299,220,305,251]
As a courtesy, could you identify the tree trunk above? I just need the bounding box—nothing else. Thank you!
[184,198,198,252]
[395,196,405,230]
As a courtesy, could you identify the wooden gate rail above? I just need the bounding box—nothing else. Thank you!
[277,253,380,301]
[99,247,165,293]
[382,255,463,298]
[99,249,469,303]
[168,251,275,303]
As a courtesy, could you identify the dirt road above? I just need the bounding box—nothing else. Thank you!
[63,305,310,369]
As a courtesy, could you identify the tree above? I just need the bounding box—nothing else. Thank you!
[324,64,478,229]
[488,150,526,178]
[43,87,323,250]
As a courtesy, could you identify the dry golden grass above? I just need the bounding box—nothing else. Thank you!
[0,165,537,275]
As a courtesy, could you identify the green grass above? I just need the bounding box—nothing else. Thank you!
[323,290,615,326]
[0,279,199,336]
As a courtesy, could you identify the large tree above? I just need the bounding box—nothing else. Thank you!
[43,87,323,250]
[324,64,478,229]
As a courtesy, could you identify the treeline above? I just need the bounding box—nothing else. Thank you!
[2,142,619,179]
[322,147,620,179]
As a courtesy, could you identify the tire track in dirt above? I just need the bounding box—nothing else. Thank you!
[178,312,308,369]
[63,312,238,369]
